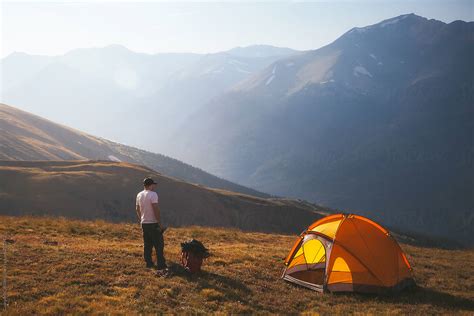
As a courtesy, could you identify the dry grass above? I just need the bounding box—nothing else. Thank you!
[0,216,473,315]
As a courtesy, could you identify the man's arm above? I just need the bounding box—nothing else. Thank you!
[135,204,141,224]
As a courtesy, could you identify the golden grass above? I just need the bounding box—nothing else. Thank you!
[0,216,473,315]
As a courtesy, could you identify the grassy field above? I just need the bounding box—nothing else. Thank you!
[0,216,473,314]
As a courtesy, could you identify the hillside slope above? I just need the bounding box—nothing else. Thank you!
[170,14,474,245]
[0,103,268,198]
[0,160,327,233]
[0,216,473,314]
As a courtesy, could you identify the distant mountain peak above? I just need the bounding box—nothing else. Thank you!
[104,43,128,49]
[3,51,51,60]
[344,13,438,36]
[65,44,134,55]
[6,51,30,58]
[226,45,298,58]
[101,44,134,52]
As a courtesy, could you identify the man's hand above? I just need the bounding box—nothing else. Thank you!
[155,223,166,233]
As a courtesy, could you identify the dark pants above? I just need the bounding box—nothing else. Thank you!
[142,223,166,269]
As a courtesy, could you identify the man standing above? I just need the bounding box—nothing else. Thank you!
[136,177,167,271]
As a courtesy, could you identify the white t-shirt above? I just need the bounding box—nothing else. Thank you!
[136,189,159,224]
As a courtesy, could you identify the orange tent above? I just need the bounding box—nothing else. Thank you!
[282,214,415,293]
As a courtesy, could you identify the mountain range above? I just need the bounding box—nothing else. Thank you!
[170,14,474,244]
[0,44,297,150]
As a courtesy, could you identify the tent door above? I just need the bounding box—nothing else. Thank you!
[283,236,327,291]
[283,274,324,292]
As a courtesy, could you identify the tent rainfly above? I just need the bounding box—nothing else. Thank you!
[282,214,415,293]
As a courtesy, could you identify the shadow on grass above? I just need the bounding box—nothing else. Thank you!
[168,262,254,304]
[354,286,474,311]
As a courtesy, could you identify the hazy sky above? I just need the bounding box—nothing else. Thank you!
[1,0,473,58]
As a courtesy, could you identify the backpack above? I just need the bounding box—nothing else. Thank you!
[180,239,210,274]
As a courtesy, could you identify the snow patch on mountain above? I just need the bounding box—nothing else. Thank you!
[108,155,122,162]
[265,66,277,85]
[320,79,335,84]
[228,60,252,73]
[353,66,373,78]
[266,75,275,86]
[236,67,251,74]
[228,59,246,66]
